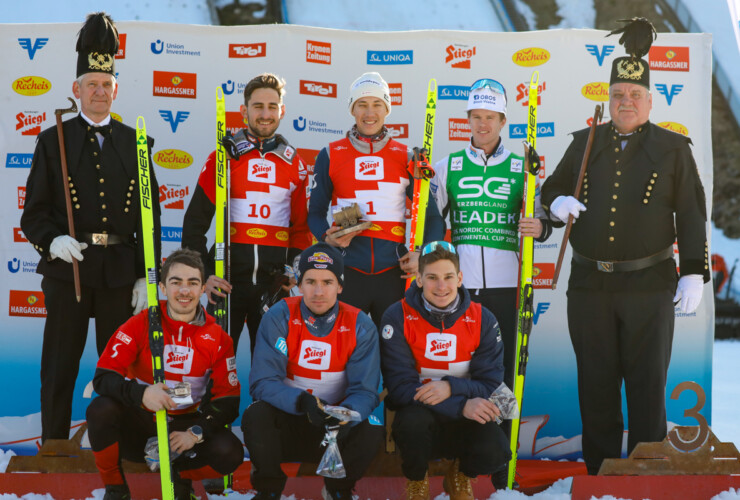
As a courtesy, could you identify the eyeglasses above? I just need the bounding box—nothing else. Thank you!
[421,240,457,256]
[471,78,507,99]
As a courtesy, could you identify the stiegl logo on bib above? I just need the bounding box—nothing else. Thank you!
[425,333,457,362]
[299,340,331,370]
[355,156,384,180]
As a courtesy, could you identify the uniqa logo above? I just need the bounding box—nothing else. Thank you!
[153,149,193,169]
[12,76,51,96]
[247,228,267,238]
[657,122,689,136]
[512,48,550,67]
[581,82,610,102]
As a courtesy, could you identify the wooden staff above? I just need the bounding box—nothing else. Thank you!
[55,97,81,302]
[552,103,603,290]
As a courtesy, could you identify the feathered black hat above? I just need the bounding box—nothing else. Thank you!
[76,12,119,78]
[607,17,657,88]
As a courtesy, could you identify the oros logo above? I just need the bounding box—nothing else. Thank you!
[657,122,689,136]
[367,50,413,65]
[532,263,555,289]
[13,76,51,96]
[512,47,550,67]
[649,46,689,72]
[510,122,554,139]
[13,227,28,243]
[18,38,48,60]
[445,44,476,69]
[438,85,469,101]
[449,118,471,141]
[299,80,337,98]
[161,226,182,242]
[389,83,402,105]
[18,187,26,209]
[9,290,46,318]
[152,71,197,99]
[355,156,384,180]
[516,81,546,106]
[581,82,610,102]
[16,111,46,136]
[226,111,246,135]
[153,149,193,170]
[386,123,409,139]
[306,40,331,64]
[116,33,127,59]
[229,42,266,58]
[159,184,189,209]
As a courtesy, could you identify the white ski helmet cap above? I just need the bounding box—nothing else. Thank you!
[348,72,392,116]
[467,86,507,116]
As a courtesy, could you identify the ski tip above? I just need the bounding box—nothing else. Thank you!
[427,78,437,92]
[136,116,145,129]
[530,71,540,86]
[217,85,224,100]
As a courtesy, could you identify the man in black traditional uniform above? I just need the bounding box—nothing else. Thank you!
[20,12,160,443]
[541,18,709,475]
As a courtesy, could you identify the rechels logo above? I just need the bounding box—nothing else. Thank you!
[512,47,550,67]
[445,44,476,69]
[9,290,46,317]
[585,44,614,66]
[581,82,610,102]
[17,187,25,209]
[299,340,331,370]
[532,263,555,289]
[367,50,413,65]
[159,184,189,209]
[424,332,457,361]
[386,123,409,139]
[6,154,33,169]
[153,149,193,170]
[438,85,469,101]
[649,46,689,72]
[18,38,48,60]
[655,83,683,106]
[229,43,266,58]
[16,111,46,135]
[657,121,689,136]
[159,110,190,132]
[13,76,51,96]
[248,159,276,183]
[510,122,554,139]
[116,33,127,59]
[449,118,471,141]
[306,40,331,64]
[152,71,197,99]
[299,80,337,98]
[161,226,182,242]
[13,227,28,242]
[389,83,402,105]
[516,81,546,106]
[355,156,384,180]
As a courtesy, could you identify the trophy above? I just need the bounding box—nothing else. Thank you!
[331,203,372,238]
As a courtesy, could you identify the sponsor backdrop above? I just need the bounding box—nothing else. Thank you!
[1,22,713,459]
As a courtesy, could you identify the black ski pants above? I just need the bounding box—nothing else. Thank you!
[340,266,404,333]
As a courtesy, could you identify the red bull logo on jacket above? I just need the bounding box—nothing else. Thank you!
[424,333,457,362]
[355,156,384,180]
[298,340,331,370]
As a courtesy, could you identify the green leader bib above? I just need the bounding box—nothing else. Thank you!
[446,150,524,251]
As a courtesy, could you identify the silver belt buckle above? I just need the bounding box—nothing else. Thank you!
[92,233,108,247]
[597,260,614,273]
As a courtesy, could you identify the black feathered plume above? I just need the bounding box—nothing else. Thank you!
[76,12,119,54]
[607,17,656,60]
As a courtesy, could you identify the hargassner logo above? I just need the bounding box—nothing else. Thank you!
[159,110,190,133]
[18,38,48,60]
[367,50,413,65]
[585,44,615,66]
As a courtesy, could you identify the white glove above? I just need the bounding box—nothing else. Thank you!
[49,235,88,263]
[131,277,148,315]
[673,274,704,314]
[550,195,586,223]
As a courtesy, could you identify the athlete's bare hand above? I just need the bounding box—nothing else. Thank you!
[462,398,501,424]
[325,226,357,249]
[205,275,232,304]
[518,217,542,238]
[399,251,419,279]
[414,380,451,405]
[142,383,176,412]
[169,430,197,454]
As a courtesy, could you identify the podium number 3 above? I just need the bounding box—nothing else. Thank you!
[667,381,709,452]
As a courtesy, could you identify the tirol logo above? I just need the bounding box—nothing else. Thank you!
[248,158,276,183]
[221,79,247,96]
[9,290,47,318]
[585,44,615,66]
[386,123,409,139]
[159,184,189,209]
[533,302,550,325]
[229,42,266,58]
[299,340,331,370]
[153,149,193,170]
[18,187,26,209]
[152,71,197,99]
[389,83,402,105]
[159,110,190,132]
[226,111,246,135]
[355,156,384,180]
[657,122,689,136]
[306,40,331,64]
[438,85,470,101]
[449,118,471,141]
[445,44,476,69]
[299,80,337,98]
[161,226,182,242]
[516,81,546,106]
[655,83,683,106]
[510,122,554,139]
[512,47,550,67]
[13,76,51,96]
[581,82,610,102]
[7,153,33,168]
[16,111,46,135]
[424,332,457,362]
[367,50,413,65]
[151,39,201,56]
[13,228,28,242]
[532,263,555,289]
[649,46,689,72]
[18,38,48,60]
[115,33,127,59]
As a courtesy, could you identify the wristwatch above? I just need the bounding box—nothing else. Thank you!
[188,425,204,444]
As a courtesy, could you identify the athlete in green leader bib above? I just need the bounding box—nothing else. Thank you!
[430,78,552,418]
